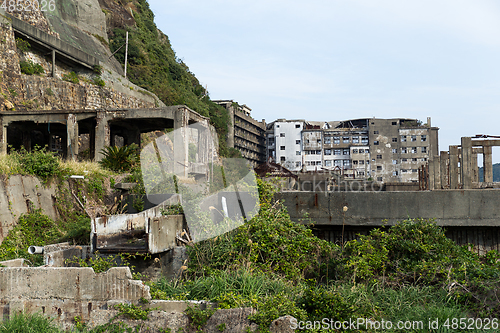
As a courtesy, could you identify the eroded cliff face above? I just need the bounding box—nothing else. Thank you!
[0,0,163,112]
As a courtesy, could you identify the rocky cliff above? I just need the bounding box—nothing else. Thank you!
[0,0,164,112]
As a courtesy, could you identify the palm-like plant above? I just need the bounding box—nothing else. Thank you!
[99,143,139,172]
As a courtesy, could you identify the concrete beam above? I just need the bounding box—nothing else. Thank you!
[94,112,110,161]
[66,114,78,160]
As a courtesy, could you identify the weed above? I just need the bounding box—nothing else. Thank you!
[99,144,139,172]
[185,305,215,331]
[114,303,150,320]
[217,323,226,332]
[11,145,60,182]
[8,87,17,97]
[15,37,30,52]
[0,312,60,332]
[20,60,44,75]
[63,71,79,84]
[160,204,183,215]
[93,76,105,87]
[46,88,54,96]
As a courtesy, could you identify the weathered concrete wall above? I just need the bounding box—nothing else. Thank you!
[276,189,500,227]
[0,175,58,243]
[0,266,149,329]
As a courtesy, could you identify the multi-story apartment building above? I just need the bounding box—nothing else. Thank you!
[266,119,305,170]
[267,117,439,183]
[214,100,266,167]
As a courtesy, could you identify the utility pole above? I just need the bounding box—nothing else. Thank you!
[124,31,129,78]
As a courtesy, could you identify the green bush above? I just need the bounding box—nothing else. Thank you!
[93,76,105,86]
[13,145,60,182]
[15,38,31,52]
[0,209,62,265]
[298,286,354,322]
[99,144,139,172]
[62,71,79,84]
[20,60,44,75]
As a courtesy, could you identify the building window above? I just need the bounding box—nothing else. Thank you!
[401,136,407,142]
[280,133,285,137]
[334,160,342,167]
[343,149,350,155]
[421,135,427,142]
[359,149,364,153]
[392,137,398,142]
[324,137,331,144]
[392,149,397,154]
[366,160,370,165]
[280,157,285,162]
[377,166,382,170]
[325,149,332,155]
[402,158,407,162]
[325,160,332,167]
[295,124,300,128]
[280,146,285,150]
[377,177,383,181]
[422,157,427,161]
[374,131,379,134]
[412,158,417,162]
[343,160,351,167]
[316,161,322,166]
[353,160,358,165]
[401,147,407,154]
[412,169,418,172]
[377,155,382,159]
[316,150,322,155]
[392,160,398,164]
[296,140,301,145]
[316,139,321,144]
[352,136,359,143]
[343,136,350,143]
[296,161,301,167]
[359,160,364,165]
[402,169,407,173]
[411,147,417,153]
[276,125,280,128]
[296,151,301,155]
[361,136,369,144]
[334,149,341,155]
[393,171,398,176]
[374,141,379,145]
[333,136,340,144]
[353,149,358,154]
[392,121,397,125]
[359,171,365,176]
[421,147,427,153]
[411,135,417,142]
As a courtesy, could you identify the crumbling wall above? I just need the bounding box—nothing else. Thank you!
[0,175,57,243]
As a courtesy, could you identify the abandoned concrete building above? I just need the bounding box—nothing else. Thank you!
[266,117,439,183]
[213,100,266,166]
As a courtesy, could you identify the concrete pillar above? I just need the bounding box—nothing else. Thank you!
[471,152,478,184]
[52,50,56,77]
[94,112,110,161]
[428,158,435,190]
[461,137,472,189]
[0,120,7,155]
[484,145,493,183]
[66,114,78,160]
[433,155,441,190]
[440,151,449,189]
[173,107,189,178]
[449,145,459,189]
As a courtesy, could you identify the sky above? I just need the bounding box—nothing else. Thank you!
[149,0,500,163]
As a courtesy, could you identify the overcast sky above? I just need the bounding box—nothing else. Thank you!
[149,0,500,163]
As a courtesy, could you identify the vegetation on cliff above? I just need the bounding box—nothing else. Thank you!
[102,0,238,157]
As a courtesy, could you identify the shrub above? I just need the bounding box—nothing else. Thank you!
[62,71,79,84]
[13,145,60,182]
[20,60,44,75]
[15,38,30,52]
[0,209,62,265]
[99,144,139,172]
[93,76,105,86]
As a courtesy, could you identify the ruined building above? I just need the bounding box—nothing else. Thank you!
[267,117,439,183]
[214,100,266,166]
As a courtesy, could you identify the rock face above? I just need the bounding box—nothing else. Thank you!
[269,316,296,333]
[0,1,161,112]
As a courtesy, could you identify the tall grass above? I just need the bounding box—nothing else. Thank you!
[0,153,23,175]
[0,312,60,333]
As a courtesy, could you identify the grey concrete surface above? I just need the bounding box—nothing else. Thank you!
[277,189,500,226]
